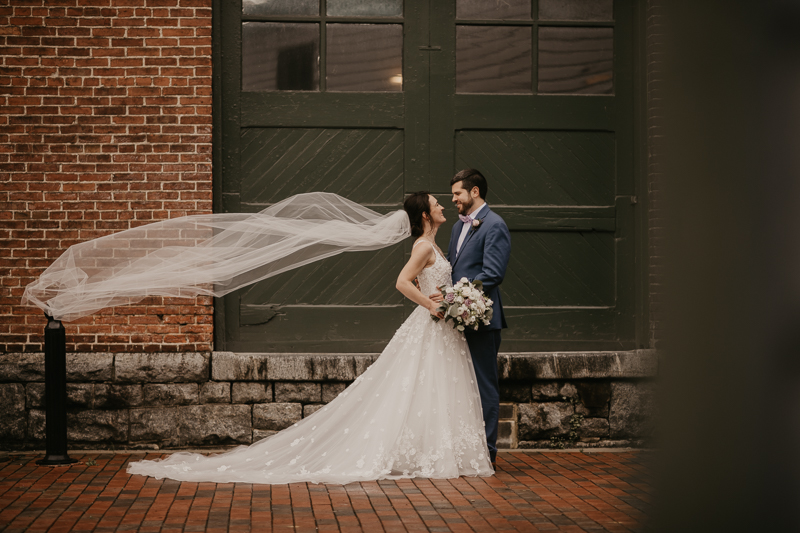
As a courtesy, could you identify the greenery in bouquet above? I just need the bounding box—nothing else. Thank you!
[432,277,493,331]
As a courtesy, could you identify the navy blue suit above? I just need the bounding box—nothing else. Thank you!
[447,205,511,462]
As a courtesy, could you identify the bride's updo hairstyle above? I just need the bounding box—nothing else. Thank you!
[404,191,432,238]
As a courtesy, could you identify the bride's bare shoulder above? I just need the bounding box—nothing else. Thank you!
[412,239,437,268]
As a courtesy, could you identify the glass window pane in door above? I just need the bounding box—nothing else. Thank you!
[243,0,318,16]
[456,25,531,93]
[327,0,402,17]
[539,0,613,21]
[326,24,403,92]
[456,0,530,20]
[538,27,613,94]
[242,23,320,91]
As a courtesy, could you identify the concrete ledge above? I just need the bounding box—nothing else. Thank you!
[499,350,658,380]
[0,353,115,382]
[3,350,658,382]
[211,352,268,381]
[211,350,657,381]
[211,352,378,382]
[115,353,209,383]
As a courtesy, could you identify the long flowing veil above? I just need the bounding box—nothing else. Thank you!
[22,192,410,322]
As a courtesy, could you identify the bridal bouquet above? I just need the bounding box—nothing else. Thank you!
[432,278,493,331]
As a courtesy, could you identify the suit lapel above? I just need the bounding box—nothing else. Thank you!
[452,206,490,268]
[448,219,464,266]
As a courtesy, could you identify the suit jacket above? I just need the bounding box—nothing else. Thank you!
[447,205,511,330]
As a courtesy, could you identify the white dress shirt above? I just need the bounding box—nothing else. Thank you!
[456,202,487,255]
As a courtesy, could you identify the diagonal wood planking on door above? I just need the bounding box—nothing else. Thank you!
[240,128,404,209]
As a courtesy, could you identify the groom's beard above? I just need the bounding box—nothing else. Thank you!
[457,197,474,216]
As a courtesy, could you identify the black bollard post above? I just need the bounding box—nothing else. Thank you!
[37,313,77,466]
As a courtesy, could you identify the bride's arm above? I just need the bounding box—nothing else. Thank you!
[396,245,445,318]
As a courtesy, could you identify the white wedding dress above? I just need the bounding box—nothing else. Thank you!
[127,242,494,484]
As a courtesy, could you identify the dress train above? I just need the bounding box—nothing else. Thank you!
[127,244,493,484]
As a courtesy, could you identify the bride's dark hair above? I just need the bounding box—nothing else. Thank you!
[403,191,432,239]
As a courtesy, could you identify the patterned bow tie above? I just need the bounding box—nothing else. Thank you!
[459,215,471,223]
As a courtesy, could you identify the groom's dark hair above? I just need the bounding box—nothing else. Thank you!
[451,169,487,200]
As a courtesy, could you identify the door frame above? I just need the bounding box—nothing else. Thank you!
[210,0,651,352]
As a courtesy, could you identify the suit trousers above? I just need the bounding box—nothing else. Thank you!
[464,328,502,462]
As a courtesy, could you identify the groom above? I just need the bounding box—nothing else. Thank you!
[438,169,511,467]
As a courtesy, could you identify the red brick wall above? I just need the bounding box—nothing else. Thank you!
[0,0,213,353]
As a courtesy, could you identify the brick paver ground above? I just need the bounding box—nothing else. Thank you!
[0,450,651,532]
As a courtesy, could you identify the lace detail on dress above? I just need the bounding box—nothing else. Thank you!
[127,239,493,485]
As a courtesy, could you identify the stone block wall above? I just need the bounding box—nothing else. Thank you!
[0,350,657,451]
[499,351,657,448]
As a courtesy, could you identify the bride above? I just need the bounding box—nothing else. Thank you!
[126,192,495,484]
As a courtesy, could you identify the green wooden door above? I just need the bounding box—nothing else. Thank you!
[425,0,640,350]
[214,0,641,352]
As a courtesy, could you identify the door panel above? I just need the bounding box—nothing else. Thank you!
[236,246,405,351]
[454,130,615,205]
[235,125,406,350]
[215,0,639,352]
[503,232,615,307]
[240,128,403,208]
[241,248,403,307]
[428,0,635,350]
[217,0,416,351]
[236,305,405,352]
